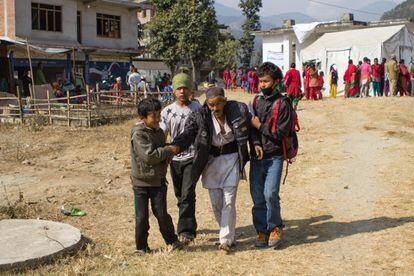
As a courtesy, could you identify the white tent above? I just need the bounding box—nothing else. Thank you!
[300,25,414,93]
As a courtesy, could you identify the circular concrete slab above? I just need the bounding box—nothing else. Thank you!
[0,219,82,271]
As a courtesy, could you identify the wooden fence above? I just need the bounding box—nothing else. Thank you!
[0,86,175,127]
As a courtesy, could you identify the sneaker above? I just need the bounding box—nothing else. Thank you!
[218,243,231,253]
[178,233,194,244]
[255,232,269,247]
[135,247,151,255]
[268,227,282,247]
[166,240,184,253]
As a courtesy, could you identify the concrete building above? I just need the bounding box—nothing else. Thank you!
[0,0,147,93]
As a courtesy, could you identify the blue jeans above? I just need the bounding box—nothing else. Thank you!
[249,157,284,234]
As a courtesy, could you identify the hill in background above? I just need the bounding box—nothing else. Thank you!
[381,0,414,20]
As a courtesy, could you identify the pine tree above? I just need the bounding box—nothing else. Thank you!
[239,0,262,68]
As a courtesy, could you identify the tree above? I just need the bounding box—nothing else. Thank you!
[239,0,262,68]
[148,1,180,72]
[176,0,219,82]
[213,39,240,70]
[148,0,219,82]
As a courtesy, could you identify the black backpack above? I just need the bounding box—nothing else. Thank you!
[253,95,300,184]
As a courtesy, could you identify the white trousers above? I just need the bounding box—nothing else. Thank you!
[208,186,238,246]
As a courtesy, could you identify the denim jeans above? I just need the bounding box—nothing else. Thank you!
[249,157,284,234]
[133,182,177,250]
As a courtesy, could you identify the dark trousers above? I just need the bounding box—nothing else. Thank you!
[170,160,197,236]
[133,183,177,250]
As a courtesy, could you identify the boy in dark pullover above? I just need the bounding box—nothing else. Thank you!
[250,62,296,248]
[130,98,182,253]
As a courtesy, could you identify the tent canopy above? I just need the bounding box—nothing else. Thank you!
[301,25,408,61]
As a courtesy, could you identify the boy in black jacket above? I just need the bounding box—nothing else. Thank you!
[250,62,296,248]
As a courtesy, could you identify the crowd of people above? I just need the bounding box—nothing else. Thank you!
[267,54,414,111]
[130,62,298,254]
[342,54,414,98]
[222,67,260,94]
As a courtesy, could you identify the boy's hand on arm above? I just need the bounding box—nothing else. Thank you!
[165,145,180,155]
[254,145,263,160]
[251,116,261,129]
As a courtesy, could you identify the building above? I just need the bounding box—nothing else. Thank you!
[255,13,414,90]
[0,0,147,94]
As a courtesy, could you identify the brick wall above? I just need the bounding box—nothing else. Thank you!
[0,1,4,36]
[0,0,16,38]
[7,0,15,39]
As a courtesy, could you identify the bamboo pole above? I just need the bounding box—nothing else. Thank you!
[72,48,76,82]
[134,84,138,105]
[46,90,52,125]
[25,38,35,99]
[96,83,100,105]
[66,90,70,126]
[16,86,24,123]
[86,85,91,128]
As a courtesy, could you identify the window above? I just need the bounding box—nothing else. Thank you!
[77,11,81,43]
[96,13,121,39]
[31,3,62,32]
[142,9,146,18]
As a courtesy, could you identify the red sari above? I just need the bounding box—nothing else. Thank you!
[284,68,302,98]
[344,64,359,97]
[223,70,231,89]
[398,64,410,96]
[248,71,258,94]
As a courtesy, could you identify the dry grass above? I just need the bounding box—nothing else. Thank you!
[1,92,414,275]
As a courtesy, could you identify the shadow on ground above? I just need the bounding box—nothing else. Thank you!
[195,215,414,252]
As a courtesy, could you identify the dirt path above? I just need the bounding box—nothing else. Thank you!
[0,93,413,274]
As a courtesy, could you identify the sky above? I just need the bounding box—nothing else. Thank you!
[215,0,406,20]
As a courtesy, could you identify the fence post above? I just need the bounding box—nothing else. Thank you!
[134,84,138,105]
[46,90,52,125]
[66,90,71,126]
[96,83,100,105]
[16,86,24,124]
[86,85,91,128]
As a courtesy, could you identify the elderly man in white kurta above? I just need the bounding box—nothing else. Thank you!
[171,87,261,252]
[201,108,240,250]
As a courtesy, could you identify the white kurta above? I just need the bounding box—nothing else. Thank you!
[201,114,240,189]
[201,113,240,246]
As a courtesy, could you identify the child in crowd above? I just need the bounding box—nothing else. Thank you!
[317,71,324,100]
[130,98,182,254]
[160,73,201,243]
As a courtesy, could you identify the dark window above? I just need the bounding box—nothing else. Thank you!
[142,10,146,18]
[77,11,81,43]
[31,2,62,32]
[96,13,121,38]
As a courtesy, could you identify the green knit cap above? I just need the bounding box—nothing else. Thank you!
[172,73,192,90]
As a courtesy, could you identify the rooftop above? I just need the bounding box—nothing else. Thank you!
[255,13,414,37]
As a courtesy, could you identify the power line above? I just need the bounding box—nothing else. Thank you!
[308,0,382,16]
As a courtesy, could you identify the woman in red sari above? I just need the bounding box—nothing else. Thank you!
[343,59,360,98]
[398,59,410,96]
[284,62,302,98]
[248,67,259,94]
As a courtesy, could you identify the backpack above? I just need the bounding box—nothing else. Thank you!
[253,95,300,184]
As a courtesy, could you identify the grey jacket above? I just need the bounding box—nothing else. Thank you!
[130,122,173,187]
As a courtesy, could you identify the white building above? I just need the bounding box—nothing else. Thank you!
[256,14,414,89]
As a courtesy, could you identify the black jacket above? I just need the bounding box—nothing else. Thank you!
[172,100,258,183]
[251,91,295,158]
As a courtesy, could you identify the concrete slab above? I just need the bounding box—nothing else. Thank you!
[0,219,83,271]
